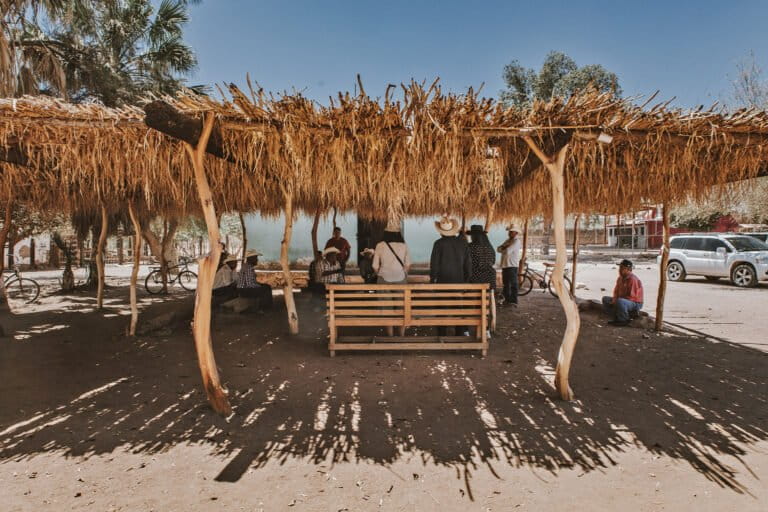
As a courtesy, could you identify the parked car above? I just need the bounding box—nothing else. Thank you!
[744,232,768,244]
[658,233,768,287]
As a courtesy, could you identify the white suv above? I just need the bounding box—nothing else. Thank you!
[660,234,768,288]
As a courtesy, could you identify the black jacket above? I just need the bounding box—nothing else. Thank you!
[430,235,472,283]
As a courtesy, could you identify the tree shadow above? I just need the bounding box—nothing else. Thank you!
[1,290,766,500]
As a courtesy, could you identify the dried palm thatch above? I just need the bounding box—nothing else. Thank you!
[0,80,766,223]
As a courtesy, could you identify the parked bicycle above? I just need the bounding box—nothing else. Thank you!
[518,262,573,298]
[145,257,198,294]
[2,266,41,303]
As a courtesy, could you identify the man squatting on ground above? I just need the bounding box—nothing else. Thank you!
[602,259,644,326]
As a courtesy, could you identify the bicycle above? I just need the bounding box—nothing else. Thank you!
[517,262,573,299]
[2,266,41,303]
[145,257,198,294]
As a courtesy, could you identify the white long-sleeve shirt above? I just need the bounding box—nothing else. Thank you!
[498,237,522,268]
[213,265,238,289]
[373,241,411,282]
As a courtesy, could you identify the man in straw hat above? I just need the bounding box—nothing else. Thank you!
[236,249,273,308]
[212,253,239,302]
[430,215,472,336]
[497,224,522,306]
[324,227,351,271]
[319,246,345,288]
[358,248,377,284]
[602,259,644,326]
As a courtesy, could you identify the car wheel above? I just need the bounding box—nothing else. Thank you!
[666,261,686,281]
[704,276,720,281]
[731,263,757,288]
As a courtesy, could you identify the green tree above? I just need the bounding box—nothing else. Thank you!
[500,50,621,107]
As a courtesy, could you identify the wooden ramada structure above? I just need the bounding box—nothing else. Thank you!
[1,79,768,414]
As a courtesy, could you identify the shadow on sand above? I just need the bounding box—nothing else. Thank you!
[1,288,766,500]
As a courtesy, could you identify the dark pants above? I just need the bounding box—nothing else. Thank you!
[602,296,642,322]
[212,284,238,305]
[238,284,274,309]
[502,266,518,304]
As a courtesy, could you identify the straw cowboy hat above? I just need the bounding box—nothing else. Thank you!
[323,247,340,256]
[224,254,239,264]
[505,224,521,233]
[435,216,460,236]
[244,249,262,259]
[360,248,375,257]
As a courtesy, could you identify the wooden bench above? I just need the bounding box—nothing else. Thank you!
[326,283,490,356]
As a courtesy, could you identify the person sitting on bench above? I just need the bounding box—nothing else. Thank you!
[237,249,273,309]
[212,254,239,303]
[318,247,345,291]
[602,259,643,326]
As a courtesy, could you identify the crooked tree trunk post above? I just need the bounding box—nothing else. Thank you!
[96,205,108,310]
[518,219,529,284]
[183,112,232,415]
[127,202,142,336]
[571,214,581,295]
[524,137,580,400]
[655,204,671,331]
[484,203,497,331]
[281,191,299,335]
[239,212,247,260]
[0,198,14,314]
[311,207,321,257]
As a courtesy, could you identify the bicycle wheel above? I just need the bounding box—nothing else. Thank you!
[548,276,573,298]
[6,278,40,304]
[144,270,166,294]
[517,273,534,296]
[178,270,198,292]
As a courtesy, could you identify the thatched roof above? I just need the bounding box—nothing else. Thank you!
[2,80,768,221]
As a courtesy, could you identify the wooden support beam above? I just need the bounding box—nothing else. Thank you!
[311,207,321,257]
[655,204,671,331]
[238,212,247,261]
[524,137,580,401]
[127,201,142,336]
[183,112,232,415]
[144,101,232,162]
[571,214,580,296]
[0,198,13,314]
[96,205,108,310]
[281,190,299,335]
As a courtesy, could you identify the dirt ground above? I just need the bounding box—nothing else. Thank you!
[1,270,767,511]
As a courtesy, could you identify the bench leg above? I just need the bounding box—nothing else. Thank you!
[330,350,336,358]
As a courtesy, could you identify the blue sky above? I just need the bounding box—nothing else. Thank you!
[181,1,768,108]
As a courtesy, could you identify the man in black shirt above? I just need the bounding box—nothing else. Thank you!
[430,216,472,336]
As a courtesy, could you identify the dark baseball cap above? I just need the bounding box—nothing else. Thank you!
[618,259,634,269]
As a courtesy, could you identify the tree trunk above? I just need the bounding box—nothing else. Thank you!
[571,215,580,296]
[524,138,580,400]
[484,203,494,231]
[655,204,670,331]
[311,207,320,257]
[518,219,529,283]
[96,205,108,309]
[0,199,13,313]
[239,212,248,260]
[117,235,124,265]
[183,113,231,415]
[332,207,338,230]
[128,202,142,336]
[29,237,36,269]
[281,191,299,335]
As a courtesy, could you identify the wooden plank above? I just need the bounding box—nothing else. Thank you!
[410,300,482,306]
[410,292,482,297]
[327,283,489,291]
[330,292,404,299]
[409,309,482,315]
[404,288,412,325]
[408,318,483,326]
[329,342,485,351]
[335,309,405,316]
[337,335,476,343]
[336,318,408,326]
[329,300,405,307]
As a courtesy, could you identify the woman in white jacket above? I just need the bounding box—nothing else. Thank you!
[373,230,411,336]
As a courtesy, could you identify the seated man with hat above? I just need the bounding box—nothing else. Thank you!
[358,248,377,284]
[212,253,239,302]
[318,247,345,289]
[237,249,273,309]
[602,259,644,326]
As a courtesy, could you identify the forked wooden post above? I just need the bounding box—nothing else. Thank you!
[96,205,108,310]
[655,204,670,331]
[524,137,580,400]
[281,189,299,335]
[519,218,529,277]
[183,112,231,415]
[238,212,247,261]
[571,214,581,295]
[0,198,13,312]
[311,207,321,256]
[127,201,142,336]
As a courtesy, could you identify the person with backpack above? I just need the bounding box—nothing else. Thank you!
[373,228,411,336]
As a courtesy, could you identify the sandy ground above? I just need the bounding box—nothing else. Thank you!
[1,265,767,511]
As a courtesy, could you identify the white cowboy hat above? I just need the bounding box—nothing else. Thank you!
[435,216,460,236]
[323,247,340,256]
[360,248,375,256]
[224,254,239,264]
[244,249,262,259]
[505,224,521,233]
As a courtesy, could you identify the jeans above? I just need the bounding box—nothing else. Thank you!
[602,296,642,322]
[238,284,274,309]
[501,267,518,304]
